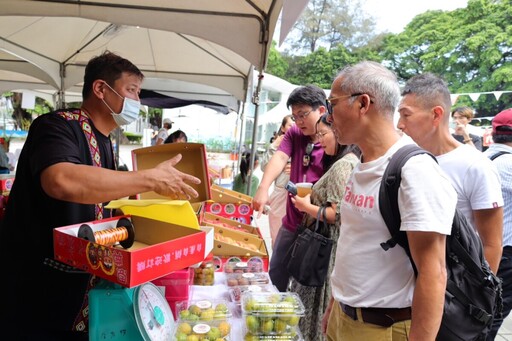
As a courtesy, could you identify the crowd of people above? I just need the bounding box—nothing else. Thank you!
[1,49,510,341]
[252,62,510,341]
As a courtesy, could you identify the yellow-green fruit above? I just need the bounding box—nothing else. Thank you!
[244,333,258,341]
[218,321,231,337]
[179,309,191,319]
[278,301,295,314]
[207,327,221,340]
[189,304,202,316]
[282,295,297,304]
[187,314,200,322]
[215,303,229,313]
[213,311,227,320]
[177,322,192,335]
[274,319,287,334]
[244,298,257,312]
[246,315,259,333]
[288,315,300,326]
[186,335,199,341]
[175,332,188,341]
[200,310,214,321]
[260,318,274,333]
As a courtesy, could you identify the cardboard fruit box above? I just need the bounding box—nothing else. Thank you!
[212,225,268,257]
[132,143,211,201]
[201,211,262,238]
[53,215,213,288]
[203,202,253,225]
[210,184,251,204]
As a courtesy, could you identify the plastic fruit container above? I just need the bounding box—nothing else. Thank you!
[176,299,232,322]
[225,272,270,287]
[229,284,277,305]
[224,257,264,273]
[174,319,232,341]
[241,292,305,340]
[192,261,215,285]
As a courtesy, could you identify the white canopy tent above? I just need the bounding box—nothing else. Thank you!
[0,0,295,103]
[0,0,309,190]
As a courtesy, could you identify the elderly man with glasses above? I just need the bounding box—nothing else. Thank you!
[252,84,326,292]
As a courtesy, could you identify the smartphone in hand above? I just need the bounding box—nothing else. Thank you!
[285,181,297,196]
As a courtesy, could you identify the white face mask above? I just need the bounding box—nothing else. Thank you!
[102,82,141,126]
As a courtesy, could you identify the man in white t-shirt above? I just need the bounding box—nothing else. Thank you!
[323,61,457,340]
[155,118,173,145]
[398,73,504,275]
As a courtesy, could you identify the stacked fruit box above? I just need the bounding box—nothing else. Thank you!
[225,261,277,311]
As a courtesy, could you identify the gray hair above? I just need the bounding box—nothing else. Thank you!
[335,61,400,116]
[402,73,452,115]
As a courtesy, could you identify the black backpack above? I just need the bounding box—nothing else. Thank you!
[379,144,502,341]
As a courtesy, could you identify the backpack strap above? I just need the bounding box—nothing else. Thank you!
[379,144,437,250]
[489,151,511,161]
[379,144,437,275]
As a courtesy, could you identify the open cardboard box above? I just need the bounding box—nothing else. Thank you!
[132,143,211,201]
[105,143,210,228]
[210,184,251,204]
[212,225,268,257]
[54,215,213,288]
[201,211,262,238]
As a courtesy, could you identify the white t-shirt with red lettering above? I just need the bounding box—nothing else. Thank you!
[330,138,457,308]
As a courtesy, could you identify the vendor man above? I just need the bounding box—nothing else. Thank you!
[0,51,201,340]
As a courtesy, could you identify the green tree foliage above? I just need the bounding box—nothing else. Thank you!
[284,47,347,88]
[381,0,512,115]
[278,42,384,88]
[147,107,163,127]
[287,0,377,54]
[266,41,288,78]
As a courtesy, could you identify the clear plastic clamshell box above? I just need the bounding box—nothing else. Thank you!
[192,260,216,286]
[174,320,232,341]
[174,299,233,340]
[241,292,306,341]
[175,299,233,321]
[225,272,271,287]
[223,257,264,274]
[229,284,278,305]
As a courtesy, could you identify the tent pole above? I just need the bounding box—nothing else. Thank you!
[236,101,245,176]
[246,72,264,195]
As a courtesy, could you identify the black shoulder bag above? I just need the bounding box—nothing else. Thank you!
[286,206,333,287]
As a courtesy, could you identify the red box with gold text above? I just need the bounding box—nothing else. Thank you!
[53,215,213,288]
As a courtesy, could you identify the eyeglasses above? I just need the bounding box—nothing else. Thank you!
[325,93,370,115]
[316,130,332,139]
[291,109,313,122]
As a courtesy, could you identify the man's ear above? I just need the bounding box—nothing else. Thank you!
[92,80,106,99]
[432,106,445,126]
[359,94,371,113]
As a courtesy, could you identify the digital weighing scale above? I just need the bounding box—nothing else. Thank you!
[89,280,175,341]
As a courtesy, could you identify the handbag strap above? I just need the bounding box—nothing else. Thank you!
[314,205,328,233]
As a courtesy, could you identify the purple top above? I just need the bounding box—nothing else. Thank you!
[278,125,324,232]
